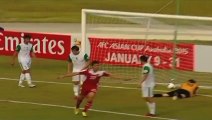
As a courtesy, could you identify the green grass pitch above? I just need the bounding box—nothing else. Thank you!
[0,56,212,120]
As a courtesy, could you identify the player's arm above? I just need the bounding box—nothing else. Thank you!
[67,57,73,73]
[30,47,36,58]
[58,69,87,79]
[140,74,148,84]
[11,51,18,66]
[57,72,80,79]
[11,45,21,66]
[140,66,150,84]
[31,52,36,58]
[82,60,91,70]
[193,86,199,96]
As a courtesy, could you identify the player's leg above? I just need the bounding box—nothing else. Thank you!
[76,95,85,108]
[72,75,81,99]
[166,89,179,97]
[145,98,156,117]
[82,89,97,117]
[79,75,86,85]
[142,87,156,116]
[25,69,34,87]
[18,62,26,87]
[172,89,185,100]
[18,72,26,87]
[153,93,163,97]
[75,94,85,115]
[24,60,36,87]
[176,89,190,99]
[84,92,96,112]
[154,89,177,97]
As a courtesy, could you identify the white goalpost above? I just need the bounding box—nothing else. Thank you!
[81,9,212,88]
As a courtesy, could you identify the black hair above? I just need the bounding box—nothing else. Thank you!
[91,60,100,66]
[0,27,4,31]
[188,79,196,83]
[23,34,31,39]
[71,45,79,51]
[140,55,148,62]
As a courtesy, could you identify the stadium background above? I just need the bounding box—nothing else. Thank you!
[0,0,212,120]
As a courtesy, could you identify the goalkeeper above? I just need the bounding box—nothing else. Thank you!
[154,79,198,100]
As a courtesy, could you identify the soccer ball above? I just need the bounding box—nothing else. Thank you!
[167,83,176,89]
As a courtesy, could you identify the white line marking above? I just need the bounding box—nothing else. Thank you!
[0,77,212,98]
[104,81,212,89]
[0,99,178,120]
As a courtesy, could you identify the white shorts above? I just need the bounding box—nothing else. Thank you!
[141,86,154,97]
[72,74,86,83]
[19,60,31,70]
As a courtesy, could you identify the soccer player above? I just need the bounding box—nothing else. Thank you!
[58,60,131,117]
[154,79,199,100]
[11,34,36,88]
[67,45,90,99]
[140,55,156,117]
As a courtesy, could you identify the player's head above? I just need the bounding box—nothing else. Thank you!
[23,34,31,44]
[188,79,196,83]
[0,27,4,31]
[140,55,148,63]
[0,27,4,36]
[71,45,80,55]
[187,79,196,86]
[91,60,100,71]
[0,27,4,37]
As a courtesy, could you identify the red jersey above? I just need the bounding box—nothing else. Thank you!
[79,69,110,90]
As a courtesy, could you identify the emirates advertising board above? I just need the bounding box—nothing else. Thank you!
[0,31,71,60]
[0,30,195,71]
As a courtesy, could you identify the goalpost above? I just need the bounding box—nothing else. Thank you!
[81,9,212,88]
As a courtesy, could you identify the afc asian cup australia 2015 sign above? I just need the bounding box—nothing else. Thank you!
[89,37,194,71]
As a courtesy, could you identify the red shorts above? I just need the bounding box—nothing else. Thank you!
[81,87,98,96]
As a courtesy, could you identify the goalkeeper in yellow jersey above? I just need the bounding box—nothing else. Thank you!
[154,79,199,100]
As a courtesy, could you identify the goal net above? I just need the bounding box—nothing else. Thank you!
[81,9,212,88]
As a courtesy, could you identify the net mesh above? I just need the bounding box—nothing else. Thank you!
[83,10,212,88]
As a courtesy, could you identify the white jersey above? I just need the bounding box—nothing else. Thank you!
[68,52,89,72]
[141,62,155,87]
[16,43,33,62]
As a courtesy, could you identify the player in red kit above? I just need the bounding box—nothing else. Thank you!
[58,60,132,117]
